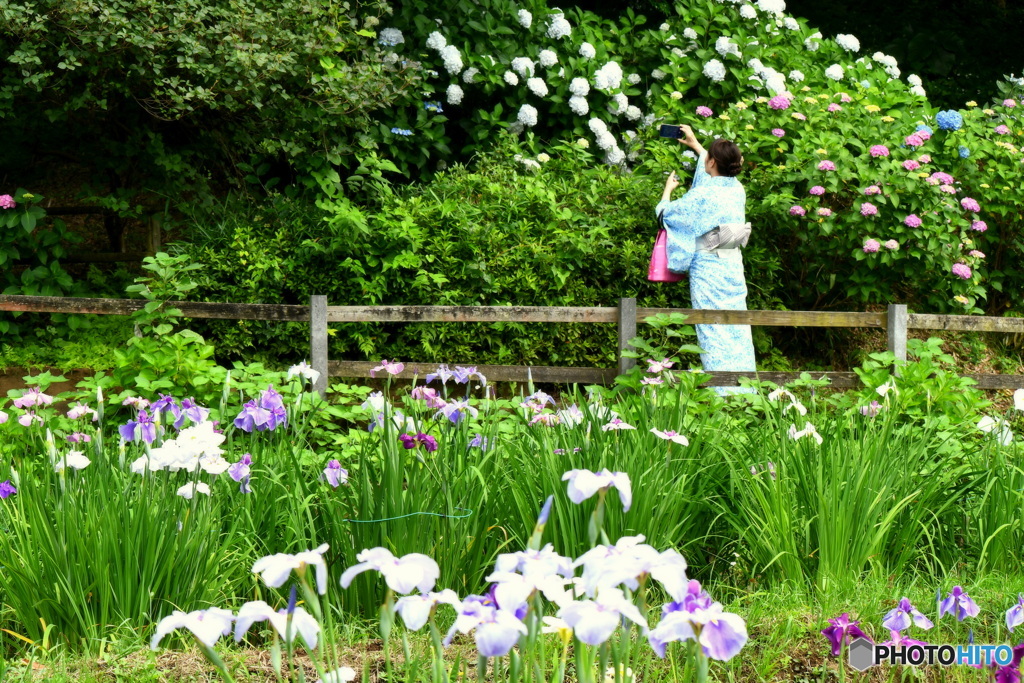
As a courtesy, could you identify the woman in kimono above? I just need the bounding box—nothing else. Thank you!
[655,125,755,394]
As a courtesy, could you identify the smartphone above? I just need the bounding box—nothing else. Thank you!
[659,124,683,139]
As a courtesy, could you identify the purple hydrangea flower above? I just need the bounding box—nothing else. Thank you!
[768,96,791,110]
[771,128,785,137]
[939,586,980,621]
[789,205,806,216]
[821,613,870,656]
[864,185,882,195]
[952,263,972,279]
[971,220,988,232]
[860,202,878,216]
[696,106,713,118]
[903,159,920,171]
[863,239,881,253]
[904,134,924,147]
[827,103,842,112]
[817,160,836,171]
[904,214,922,228]
[0,480,16,498]
[961,197,981,213]
[931,171,954,185]
[996,125,1011,135]
[870,145,890,157]
[817,208,832,217]
[809,185,825,196]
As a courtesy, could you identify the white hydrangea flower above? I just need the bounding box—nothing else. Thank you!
[547,13,572,39]
[579,42,596,59]
[503,71,519,86]
[378,28,404,46]
[788,69,804,82]
[537,153,550,163]
[440,45,463,74]
[517,9,532,28]
[756,0,786,14]
[683,27,698,40]
[569,77,590,96]
[784,17,799,30]
[805,31,821,51]
[835,33,860,52]
[508,121,525,135]
[652,68,666,80]
[538,49,558,67]
[747,57,764,74]
[625,105,642,121]
[907,74,922,87]
[715,36,740,57]
[569,95,589,116]
[446,84,464,105]
[511,57,535,77]
[703,59,727,82]
[884,64,901,79]
[825,64,845,81]
[517,103,538,127]
[527,77,549,97]
[426,31,446,51]
[660,22,671,31]
[558,67,565,77]
[765,73,786,94]
[740,5,757,19]
[909,84,926,97]
[462,67,479,84]
[588,117,609,135]
[519,157,541,171]
[609,92,628,114]
[627,73,641,85]
[383,52,399,65]
[593,61,623,90]
[671,47,686,58]
[605,147,625,164]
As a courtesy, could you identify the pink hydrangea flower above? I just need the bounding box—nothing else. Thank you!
[864,185,882,195]
[870,145,890,157]
[940,184,957,194]
[696,106,713,118]
[916,130,932,141]
[860,202,878,216]
[0,195,15,210]
[961,197,981,212]
[863,239,881,253]
[995,124,1011,135]
[817,160,835,171]
[809,185,825,195]
[969,249,985,258]
[925,177,940,186]
[1004,98,1017,108]
[792,112,807,120]
[768,96,791,110]
[971,220,988,232]
[840,93,852,103]
[904,214,922,228]
[903,160,920,171]
[817,208,832,217]
[931,171,954,184]
[789,205,807,216]
[917,154,932,163]
[952,263,972,279]
[904,134,924,147]
[884,239,899,250]
[827,103,842,112]
[771,128,785,137]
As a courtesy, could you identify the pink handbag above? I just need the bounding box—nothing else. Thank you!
[648,212,686,282]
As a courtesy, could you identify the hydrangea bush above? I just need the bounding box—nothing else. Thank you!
[364,0,1024,312]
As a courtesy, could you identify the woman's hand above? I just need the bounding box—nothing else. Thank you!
[678,124,707,156]
[661,171,680,202]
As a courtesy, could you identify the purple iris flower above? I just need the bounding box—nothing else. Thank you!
[322,460,348,488]
[436,399,478,425]
[880,629,929,648]
[425,364,455,385]
[882,597,934,631]
[233,400,270,432]
[994,643,1024,683]
[0,480,16,499]
[468,434,491,450]
[662,579,715,618]
[233,386,287,432]
[229,454,252,484]
[821,613,870,656]
[1007,595,1024,632]
[260,386,287,430]
[646,583,747,661]
[399,433,439,452]
[175,398,210,429]
[452,366,485,385]
[119,410,158,443]
[151,394,179,418]
[939,586,981,621]
[443,594,528,657]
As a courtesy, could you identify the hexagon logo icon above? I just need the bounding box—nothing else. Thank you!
[849,637,876,672]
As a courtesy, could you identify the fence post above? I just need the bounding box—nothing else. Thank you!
[310,295,328,398]
[617,297,637,376]
[887,303,908,376]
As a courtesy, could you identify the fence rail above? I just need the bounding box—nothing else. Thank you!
[2,294,1023,396]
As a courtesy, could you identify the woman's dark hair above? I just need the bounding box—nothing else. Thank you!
[708,139,743,177]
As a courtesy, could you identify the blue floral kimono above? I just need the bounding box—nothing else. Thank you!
[655,152,756,394]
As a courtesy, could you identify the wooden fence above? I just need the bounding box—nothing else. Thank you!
[2,294,1024,397]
